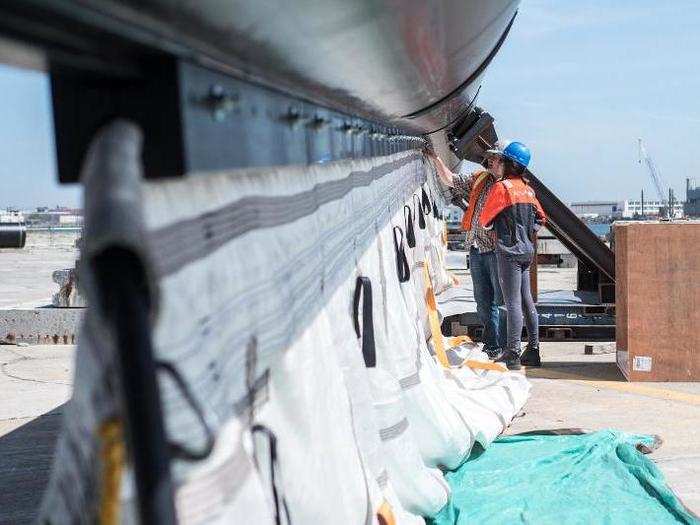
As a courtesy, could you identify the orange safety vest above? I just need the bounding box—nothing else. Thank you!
[479,176,546,228]
[460,170,493,232]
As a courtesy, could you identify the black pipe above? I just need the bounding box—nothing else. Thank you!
[0,221,27,248]
[94,247,176,525]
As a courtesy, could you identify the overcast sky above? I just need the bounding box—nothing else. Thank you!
[0,0,698,208]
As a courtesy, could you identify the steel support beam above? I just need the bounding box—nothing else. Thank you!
[447,107,616,289]
[526,170,615,281]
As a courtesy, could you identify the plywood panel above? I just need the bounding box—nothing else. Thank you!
[615,222,700,381]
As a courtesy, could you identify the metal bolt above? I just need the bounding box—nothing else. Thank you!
[206,84,238,122]
[278,107,306,129]
[308,115,330,131]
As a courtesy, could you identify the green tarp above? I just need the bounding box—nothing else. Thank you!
[429,430,698,525]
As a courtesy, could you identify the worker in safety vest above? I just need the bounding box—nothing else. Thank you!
[479,141,546,370]
[429,149,504,359]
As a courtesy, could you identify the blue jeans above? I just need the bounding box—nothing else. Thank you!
[469,246,503,351]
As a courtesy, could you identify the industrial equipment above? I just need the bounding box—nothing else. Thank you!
[638,138,670,219]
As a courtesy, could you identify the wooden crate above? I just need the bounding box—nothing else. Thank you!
[615,221,700,381]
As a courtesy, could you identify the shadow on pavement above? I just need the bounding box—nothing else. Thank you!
[0,404,65,524]
[524,360,625,382]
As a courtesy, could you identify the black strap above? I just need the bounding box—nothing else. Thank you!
[353,276,376,368]
[403,205,416,248]
[421,187,432,215]
[156,360,215,462]
[251,425,292,525]
[392,226,410,283]
[413,194,426,230]
[427,187,439,218]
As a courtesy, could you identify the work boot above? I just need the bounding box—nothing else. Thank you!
[520,343,541,367]
[484,346,502,360]
[493,348,521,370]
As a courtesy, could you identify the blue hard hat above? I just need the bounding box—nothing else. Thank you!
[502,141,531,168]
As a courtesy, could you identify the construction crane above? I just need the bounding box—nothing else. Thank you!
[638,138,670,219]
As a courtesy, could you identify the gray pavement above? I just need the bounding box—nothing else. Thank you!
[2,341,698,521]
[0,345,74,524]
[0,231,80,308]
[509,341,700,515]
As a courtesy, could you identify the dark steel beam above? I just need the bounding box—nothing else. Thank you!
[525,170,615,281]
[448,107,616,283]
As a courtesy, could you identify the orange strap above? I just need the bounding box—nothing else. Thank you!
[447,335,473,346]
[377,500,397,525]
[424,259,450,368]
[424,261,505,372]
[462,360,507,372]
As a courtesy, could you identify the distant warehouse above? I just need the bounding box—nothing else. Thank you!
[570,200,684,219]
[685,179,700,217]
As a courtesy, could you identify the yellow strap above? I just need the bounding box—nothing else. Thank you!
[377,500,397,525]
[424,259,450,368]
[99,418,125,525]
[462,360,507,372]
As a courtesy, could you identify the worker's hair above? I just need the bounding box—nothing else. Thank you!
[503,157,526,177]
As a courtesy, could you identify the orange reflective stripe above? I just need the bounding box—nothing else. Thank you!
[377,500,397,525]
